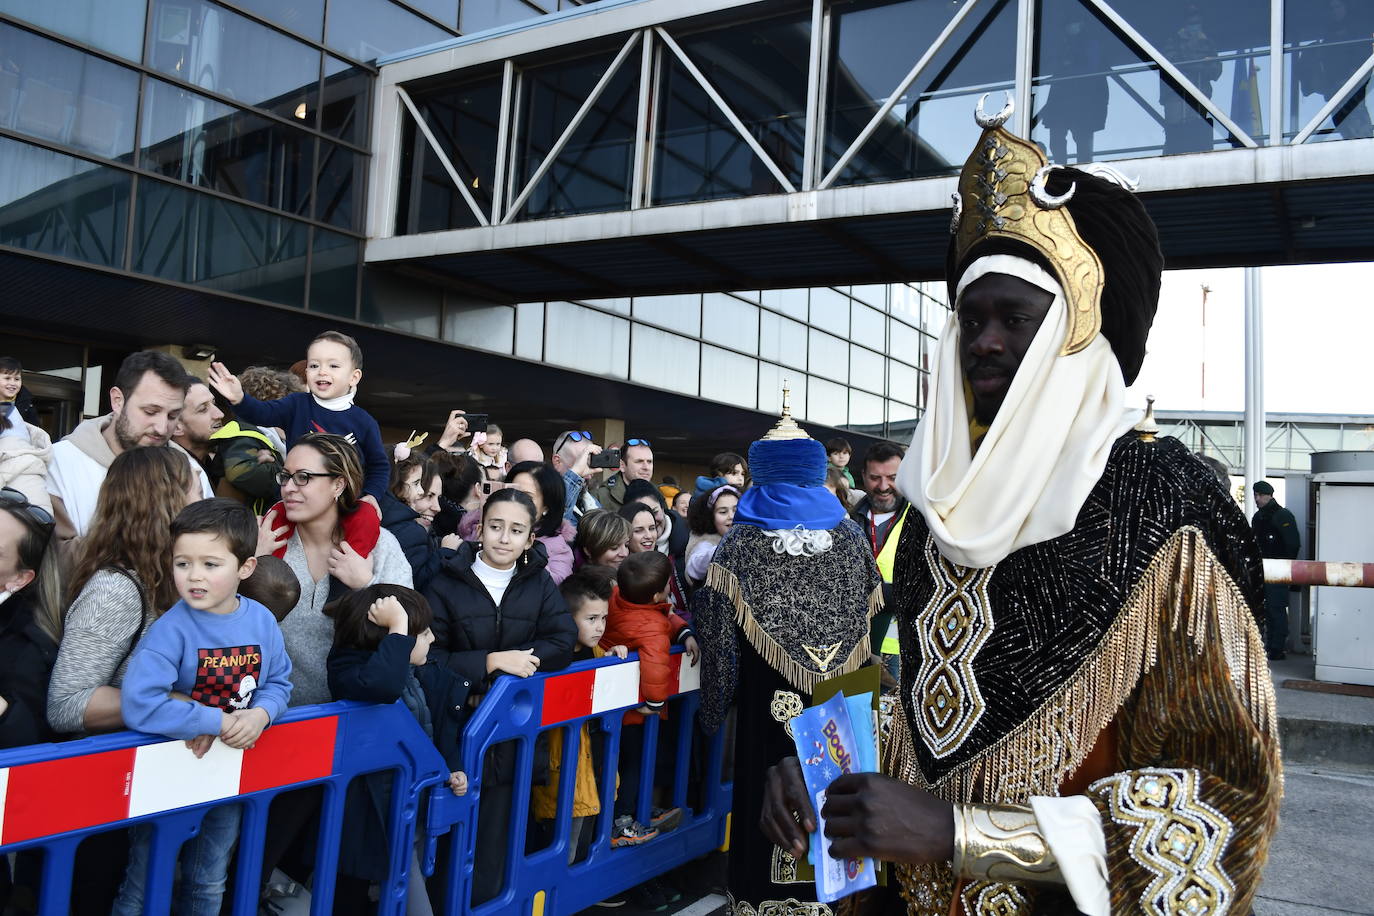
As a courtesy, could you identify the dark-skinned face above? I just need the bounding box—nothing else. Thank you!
[958,273,1055,425]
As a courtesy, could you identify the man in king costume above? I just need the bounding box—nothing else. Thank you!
[761,97,1281,916]
[694,399,883,916]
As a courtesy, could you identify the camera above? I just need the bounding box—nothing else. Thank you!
[589,448,621,469]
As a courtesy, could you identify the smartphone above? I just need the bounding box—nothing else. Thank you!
[465,412,489,430]
[481,481,493,495]
[589,448,621,469]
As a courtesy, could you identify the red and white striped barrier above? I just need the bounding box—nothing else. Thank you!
[1263,559,1374,588]
[540,656,700,728]
[0,716,337,846]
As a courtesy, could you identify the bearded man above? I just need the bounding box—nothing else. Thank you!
[762,99,1280,916]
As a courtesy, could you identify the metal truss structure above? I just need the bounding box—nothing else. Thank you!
[363,0,1374,302]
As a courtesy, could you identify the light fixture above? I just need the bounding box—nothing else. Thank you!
[294,102,308,120]
[182,344,216,361]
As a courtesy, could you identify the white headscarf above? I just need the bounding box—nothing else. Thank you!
[897,255,1138,569]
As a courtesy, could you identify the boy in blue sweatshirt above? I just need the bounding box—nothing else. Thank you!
[116,498,293,916]
[207,330,390,501]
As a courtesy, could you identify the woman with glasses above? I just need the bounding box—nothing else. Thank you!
[380,454,459,591]
[266,433,413,708]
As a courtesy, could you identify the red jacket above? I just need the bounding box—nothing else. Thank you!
[601,586,689,723]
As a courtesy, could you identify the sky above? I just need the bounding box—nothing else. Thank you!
[1124,262,1374,417]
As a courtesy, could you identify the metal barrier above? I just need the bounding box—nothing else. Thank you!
[0,649,729,916]
[426,647,731,916]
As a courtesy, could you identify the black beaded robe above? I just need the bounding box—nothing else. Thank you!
[885,433,1282,916]
[695,521,883,916]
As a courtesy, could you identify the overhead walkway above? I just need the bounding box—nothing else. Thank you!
[364,0,1374,303]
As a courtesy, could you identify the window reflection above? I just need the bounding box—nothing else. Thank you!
[0,0,145,61]
[134,178,308,307]
[826,0,1016,185]
[807,376,847,426]
[325,0,454,62]
[808,329,848,383]
[631,325,699,394]
[140,78,313,218]
[634,294,701,336]
[1032,0,1254,162]
[315,141,362,230]
[363,270,443,336]
[759,310,807,370]
[310,228,358,315]
[460,0,547,35]
[702,294,758,353]
[545,301,630,378]
[403,72,502,229]
[517,50,638,219]
[146,0,321,124]
[0,23,140,162]
[850,345,884,394]
[322,57,371,147]
[1287,0,1374,141]
[701,345,756,407]
[226,0,325,41]
[0,135,129,267]
[653,12,809,204]
[443,302,515,350]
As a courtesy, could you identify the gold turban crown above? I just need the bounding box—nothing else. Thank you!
[950,93,1105,356]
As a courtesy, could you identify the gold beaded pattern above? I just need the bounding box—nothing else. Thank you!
[1091,768,1235,916]
[911,541,995,758]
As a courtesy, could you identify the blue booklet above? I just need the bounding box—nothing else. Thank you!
[790,692,879,902]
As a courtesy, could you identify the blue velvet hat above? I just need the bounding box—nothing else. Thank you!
[733,391,846,530]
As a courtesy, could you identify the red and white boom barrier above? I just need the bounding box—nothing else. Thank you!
[1263,559,1374,588]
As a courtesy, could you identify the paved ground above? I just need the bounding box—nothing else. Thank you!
[615,652,1374,916]
[1257,762,1374,916]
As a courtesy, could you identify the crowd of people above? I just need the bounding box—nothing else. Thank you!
[0,337,907,914]
[0,101,1288,916]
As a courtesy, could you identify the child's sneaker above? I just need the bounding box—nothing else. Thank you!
[610,815,658,848]
[649,806,683,833]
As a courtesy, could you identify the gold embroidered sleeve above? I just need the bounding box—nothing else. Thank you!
[1087,537,1282,916]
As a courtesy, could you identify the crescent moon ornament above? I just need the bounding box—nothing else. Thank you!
[1030,164,1076,209]
[974,91,1015,128]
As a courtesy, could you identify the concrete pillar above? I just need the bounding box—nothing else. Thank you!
[1243,267,1266,517]
[581,417,625,450]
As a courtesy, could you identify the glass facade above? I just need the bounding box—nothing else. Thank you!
[409,284,947,441]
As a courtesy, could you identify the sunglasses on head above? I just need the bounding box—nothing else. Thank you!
[0,487,55,532]
[625,438,651,448]
[554,430,593,452]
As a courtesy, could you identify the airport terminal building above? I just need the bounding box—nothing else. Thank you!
[2,0,1372,463]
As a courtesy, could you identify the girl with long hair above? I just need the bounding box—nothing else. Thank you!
[48,447,198,735]
[503,460,573,584]
[0,486,62,746]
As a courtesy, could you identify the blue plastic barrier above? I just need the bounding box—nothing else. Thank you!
[426,647,732,916]
[0,649,730,916]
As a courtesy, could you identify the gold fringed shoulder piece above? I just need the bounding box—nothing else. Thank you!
[705,562,873,694]
[894,526,1277,804]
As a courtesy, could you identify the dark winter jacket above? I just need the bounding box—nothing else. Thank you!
[1252,500,1300,560]
[379,493,454,593]
[422,541,576,693]
[328,633,471,882]
[0,591,58,749]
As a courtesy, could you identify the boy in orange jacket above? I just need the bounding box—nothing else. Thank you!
[601,551,699,849]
